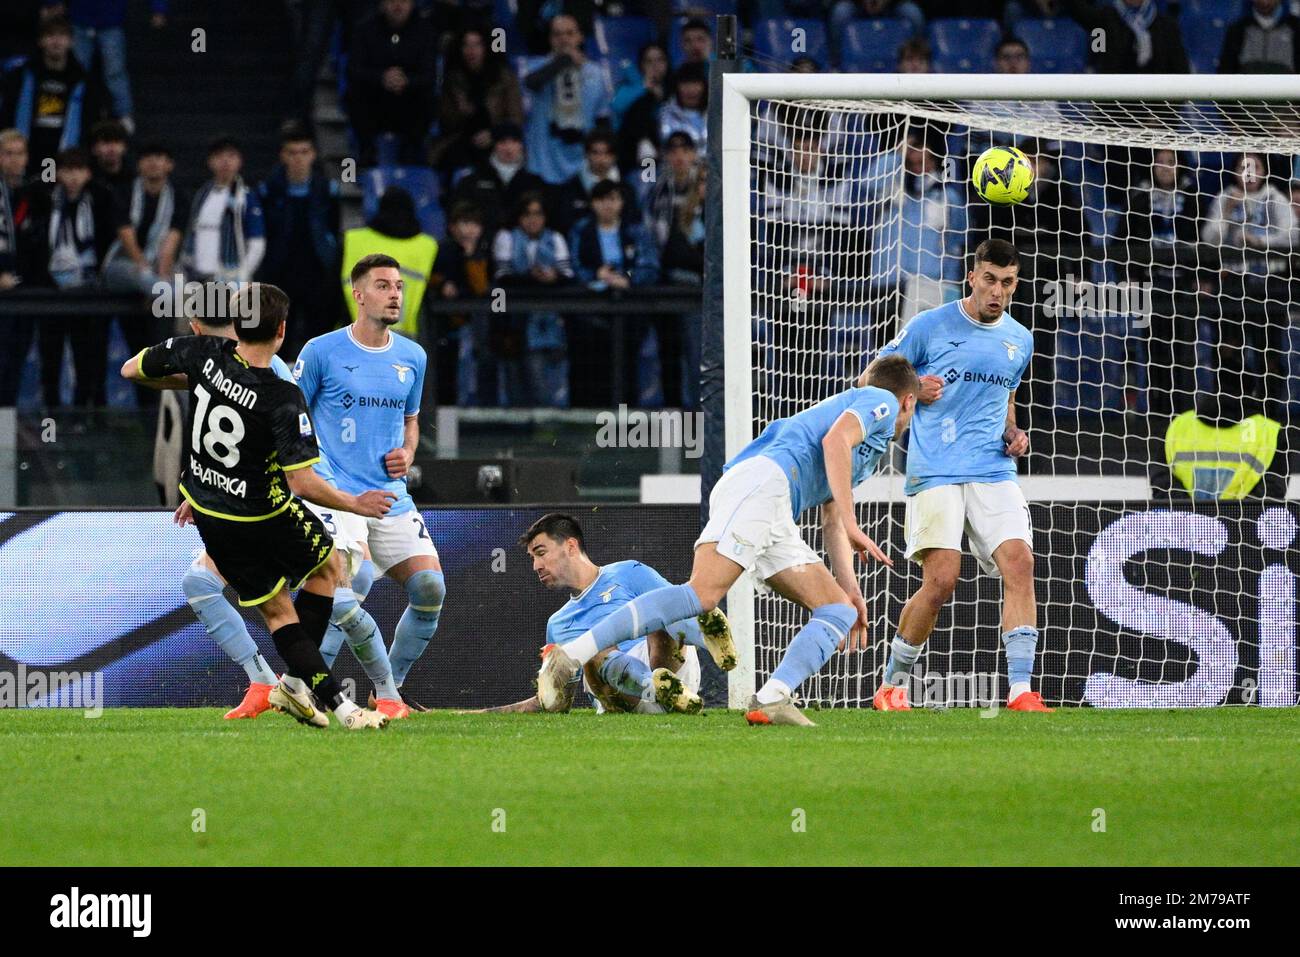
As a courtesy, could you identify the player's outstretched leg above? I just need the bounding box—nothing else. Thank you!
[538,546,740,711]
[182,557,278,719]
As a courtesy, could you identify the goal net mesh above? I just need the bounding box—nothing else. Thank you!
[746,94,1300,708]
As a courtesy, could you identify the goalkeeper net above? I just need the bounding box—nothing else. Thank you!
[723,74,1300,708]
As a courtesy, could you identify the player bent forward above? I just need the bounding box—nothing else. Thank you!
[470,514,734,714]
[873,238,1051,712]
[122,283,395,729]
[537,355,920,725]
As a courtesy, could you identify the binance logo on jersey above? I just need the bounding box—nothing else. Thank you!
[944,368,960,384]
[341,392,355,410]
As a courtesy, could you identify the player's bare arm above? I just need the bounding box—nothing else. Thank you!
[384,414,419,478]
[820,411,891,567]
[821,501,870,651]
[1004,393,1029,457]
[285,466,395,518]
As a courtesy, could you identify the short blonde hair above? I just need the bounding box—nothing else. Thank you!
[0,129,27,150]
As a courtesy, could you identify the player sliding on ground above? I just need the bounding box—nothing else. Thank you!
[293,253,444,713]
[121,283,394,729]
[146,301,410,721]
[537,355,919,725]
[873,238,1051,712]
[468,514,735,714]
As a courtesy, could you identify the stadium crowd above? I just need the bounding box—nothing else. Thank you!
[0,0,1297,440]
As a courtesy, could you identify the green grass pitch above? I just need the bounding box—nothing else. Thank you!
[2,707,1296,866]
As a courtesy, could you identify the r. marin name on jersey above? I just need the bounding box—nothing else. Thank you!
[137,335,322,521]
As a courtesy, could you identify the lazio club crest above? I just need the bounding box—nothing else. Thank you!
[392,363,413,383]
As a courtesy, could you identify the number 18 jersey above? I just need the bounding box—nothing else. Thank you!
[139,335,321,521]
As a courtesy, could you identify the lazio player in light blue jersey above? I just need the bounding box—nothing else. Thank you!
[535,356,920,726]
[469,515,736,715]
[293,254,445,711]
[875,238,1051,713]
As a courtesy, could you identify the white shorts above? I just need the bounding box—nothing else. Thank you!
[302,501,365,579]
[903,481,1033,577]
[342,508,439,576]
[695,455,821,587]
[588,642,701,715]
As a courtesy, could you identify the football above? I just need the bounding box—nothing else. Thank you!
[972,145,1035,204]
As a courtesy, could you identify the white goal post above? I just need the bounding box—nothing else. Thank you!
[720,73,1300,709]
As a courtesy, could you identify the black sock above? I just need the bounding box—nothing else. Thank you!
[271,622,345,707]
[294,589,335,649]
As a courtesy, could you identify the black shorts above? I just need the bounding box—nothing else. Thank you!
[193,498,335,606]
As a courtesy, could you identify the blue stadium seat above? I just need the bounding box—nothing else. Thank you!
[753,18,829,70]
[928,18,1000,73]
[1179,0,1245,21]
[594,15,658,74]
[1054,314,1141,413]
[1181,12,1231,73]
[839,18,913,72]
[1015,19,1089,73]
[673,0,732,15]
[363,166,444,239]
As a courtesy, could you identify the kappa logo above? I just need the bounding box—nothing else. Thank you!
[392,363,413,383]
[1002,339,1020,361]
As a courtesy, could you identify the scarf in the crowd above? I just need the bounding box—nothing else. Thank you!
[1114,0,1158,67]
[107,176,174,268]
[184,177,248,275]
[489,155,523,185]
[1255,4,1285,29]
[47,185,98,287]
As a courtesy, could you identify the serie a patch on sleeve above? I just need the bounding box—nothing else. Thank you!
[299,413,313,436]
[872,402,890,421]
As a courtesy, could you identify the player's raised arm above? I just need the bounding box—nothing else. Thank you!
[120,340,192,390]
[821,411,892,567]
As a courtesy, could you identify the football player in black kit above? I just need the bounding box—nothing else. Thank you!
[121,283,395,730]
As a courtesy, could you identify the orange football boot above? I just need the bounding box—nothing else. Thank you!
[873,683,911,711]
[224,681,273,719]
[1007,690,1054,712]
[372,696,412,720]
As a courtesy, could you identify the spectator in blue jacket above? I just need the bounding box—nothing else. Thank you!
[0,15,100,175]
[256,123,341,360]
[41,0,167,132]
[568,179,660,407]
[492,190,573,406]
[522,14,611,185]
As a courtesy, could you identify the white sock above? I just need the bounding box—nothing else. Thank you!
[281,674,306,694]
[756,678,791,705]
[1008,681,1031,701]
[565,633,599,666]
[332,698,359,720]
